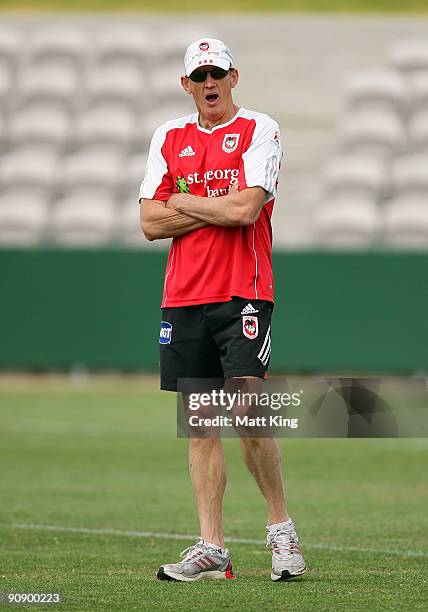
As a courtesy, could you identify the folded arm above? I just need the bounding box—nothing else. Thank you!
[166,186,267,227]
[140,198,210,241]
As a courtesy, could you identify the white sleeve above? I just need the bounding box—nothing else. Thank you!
[138,124,172,201]
[240,116,282,202]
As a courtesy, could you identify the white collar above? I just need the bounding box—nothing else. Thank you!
[196,107,243,134]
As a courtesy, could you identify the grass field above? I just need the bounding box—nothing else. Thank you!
[0,378,427,611]
[0,0,428,11]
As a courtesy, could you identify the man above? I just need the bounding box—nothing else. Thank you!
[139,38,307,583]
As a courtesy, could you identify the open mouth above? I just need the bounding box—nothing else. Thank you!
[205,93,219,103]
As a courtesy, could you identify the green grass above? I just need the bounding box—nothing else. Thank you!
[0,0,428,12]
[0,379,427,610]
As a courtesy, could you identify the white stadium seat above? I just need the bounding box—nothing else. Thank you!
[409,109,428,151]
[408,71,428,111]
[7,105,70,150]
[344,69,408,113]
[17,63,79,107]
[339,109,405,158]
[383,195,428,248]
[388,40,428,75]
[27,26,88,66]
[391,154,428,196]
[115,198,145,246]
[0,148,58,192]
[0,64,12,103]
[52,192,115,246]
[59,149,123,192]
[151,63,186,102]
[137,104,193,147]
[314,196,379,248]
[323,154,388,200]
[85,65,143,106]
[94,27,150,65]
[0,27,22,66]
[147,28,204,64]
[116,197,171,248]
[75,105,135,150]
[0,191,48,246]
[120,152,148,197]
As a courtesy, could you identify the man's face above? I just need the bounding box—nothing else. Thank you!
[181,66,239,119]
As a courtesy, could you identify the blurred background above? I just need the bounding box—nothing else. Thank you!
[0,7,427,610]
[0,8,427,374]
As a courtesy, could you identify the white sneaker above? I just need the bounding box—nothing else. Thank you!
[267,520,307,581]
[157,538,236,582]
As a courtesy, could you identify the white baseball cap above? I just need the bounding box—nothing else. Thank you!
[184,38,234,77]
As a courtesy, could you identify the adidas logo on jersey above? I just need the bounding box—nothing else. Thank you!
[179,145,196,157]
[241,302,259,315]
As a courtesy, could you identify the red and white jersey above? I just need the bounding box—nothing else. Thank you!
[139,107,282,308]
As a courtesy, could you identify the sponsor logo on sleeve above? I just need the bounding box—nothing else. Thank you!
[159,321,172,344]
[176,176,191,193]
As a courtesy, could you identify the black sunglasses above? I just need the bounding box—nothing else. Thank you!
[189,67,232,83]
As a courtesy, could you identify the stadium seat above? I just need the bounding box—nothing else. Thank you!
[137,104,194,147]
[151,63,187,102]
[93,27,150,66]
[0,27,22,67]
[383,195,428,248]
[27,26,88,67]
[147,28,205,64]
[74,105,135,151]
[59,149,123,193]
[408,71,428,111]
[17,63,79,107]
[120,152,149,197]
[409,109,428,151]
[339,109,405,158]
[391,154,428,196]
[0,147,58,192]
[323,154,388,200]
[0,191,48,246]
[344,69,408,114]
[85,65,143,107]
[7,105,70,151]
[0,64,12,104]
[314,196,379,248]
[388,40,428,75]
[116,197,171,248]
[51,192,115,246]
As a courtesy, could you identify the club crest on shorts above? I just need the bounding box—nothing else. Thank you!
[159,321,172,344]
[222,133,240,153]
[242,315,258,340]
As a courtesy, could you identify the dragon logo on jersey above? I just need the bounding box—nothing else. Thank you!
[242,315,258,340]
[222,134,240,153]
[176,176,190,193]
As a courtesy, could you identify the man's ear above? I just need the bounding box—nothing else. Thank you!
[181,75,192,95]
[230,67,239,89]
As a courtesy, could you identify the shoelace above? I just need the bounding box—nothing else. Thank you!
[179,539,214,564]
[267,529,300,561]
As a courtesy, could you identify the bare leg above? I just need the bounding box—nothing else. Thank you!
[189,437,226,548]
[225,376,289,526]
[240,436,289,525]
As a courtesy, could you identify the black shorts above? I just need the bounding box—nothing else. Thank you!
[159,297,273,391]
